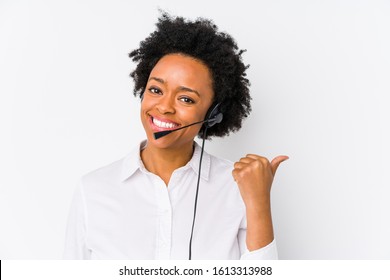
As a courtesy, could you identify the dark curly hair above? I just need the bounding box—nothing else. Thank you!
[129,11,251,139]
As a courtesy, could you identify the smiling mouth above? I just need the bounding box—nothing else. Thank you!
[151,116,180,130]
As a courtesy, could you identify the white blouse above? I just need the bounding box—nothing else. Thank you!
[63,140,278,260]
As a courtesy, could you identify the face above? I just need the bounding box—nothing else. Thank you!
[140,53,214,150]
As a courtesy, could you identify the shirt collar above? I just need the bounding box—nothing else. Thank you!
[120,140,147,182]
[120,140,211,182]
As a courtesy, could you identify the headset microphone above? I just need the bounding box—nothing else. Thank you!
[153,109,223,140]
[153,119,206,140]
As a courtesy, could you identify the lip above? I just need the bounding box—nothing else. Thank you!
[148,115,181,132]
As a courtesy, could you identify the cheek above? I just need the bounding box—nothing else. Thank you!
[139,102,145,119]
[178,108,205,123]
[140,98,154,115]
[140,101,151,126]
[187,101,212,121]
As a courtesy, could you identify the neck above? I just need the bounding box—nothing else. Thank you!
[141,141,195,186]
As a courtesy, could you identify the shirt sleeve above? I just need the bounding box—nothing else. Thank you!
[237,219,279,260]
[239,238,278,260]
[63,181,91,259]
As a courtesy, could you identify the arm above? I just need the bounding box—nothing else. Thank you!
[63,181,90,259]
[233,154,288,252]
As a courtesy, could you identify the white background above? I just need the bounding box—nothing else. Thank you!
[1,0,389,259]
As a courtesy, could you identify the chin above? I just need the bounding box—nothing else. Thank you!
[146,131,195,150]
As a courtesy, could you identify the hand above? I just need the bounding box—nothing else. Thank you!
[232,154,289,250]
[232,154,289,210]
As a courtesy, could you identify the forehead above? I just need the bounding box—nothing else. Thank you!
[150,53,213,86]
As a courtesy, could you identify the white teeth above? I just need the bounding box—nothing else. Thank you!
[153,118,177,129]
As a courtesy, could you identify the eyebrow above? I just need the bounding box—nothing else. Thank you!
[148,76,200,97]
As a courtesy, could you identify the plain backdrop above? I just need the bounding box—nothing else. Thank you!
[1,0,389,259]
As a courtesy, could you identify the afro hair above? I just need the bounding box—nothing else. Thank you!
[129,11,251,139]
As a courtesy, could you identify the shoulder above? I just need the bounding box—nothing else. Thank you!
[79,156,126,193]
[205,152,245,209]
[79,142,143,192]
[209,153,234,172]
[207,152,237,187]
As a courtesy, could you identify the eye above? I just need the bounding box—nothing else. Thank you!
[179,96,195,104]
[148,87,162,95]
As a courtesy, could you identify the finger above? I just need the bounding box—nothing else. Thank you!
[233,161,248,170]
[246,154,266,161]
[238,157,256,164]
[246,154,270,165]
[231,169,241,182]
[270,155,289,175]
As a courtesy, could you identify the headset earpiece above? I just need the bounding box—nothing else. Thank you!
[204,103,223,128]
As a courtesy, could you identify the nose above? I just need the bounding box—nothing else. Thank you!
[156,94,175,114]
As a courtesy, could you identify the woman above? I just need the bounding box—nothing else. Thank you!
[64,12,288,260]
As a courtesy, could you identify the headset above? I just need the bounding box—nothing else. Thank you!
[203,103,223,128]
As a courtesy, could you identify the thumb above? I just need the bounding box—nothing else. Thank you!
[271,155,289,176]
